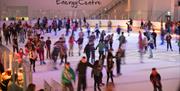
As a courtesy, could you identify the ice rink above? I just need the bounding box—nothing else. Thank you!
[2,27,180,91]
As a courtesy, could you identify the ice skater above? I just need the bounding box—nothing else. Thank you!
[148,36,155,58]
[106,50,114,86]
[91,60,102,91]
[150,68,162,91]
[29,48,38,72]
[76,56,93,91]
[115,48,122,76]
[61,62,76,91]
[116,25,121,35]
[52,46,59,69]
[68,34,75,56]
[76,35,84,56]
[96,40,106,59]
[138,31,144,63]
[45,37,52,59]
[165,33,173,51]
[95,24,100,38]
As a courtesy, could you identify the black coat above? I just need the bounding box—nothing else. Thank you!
[76,61,93,76]
[84,44,91,55]
[150,73,162,86]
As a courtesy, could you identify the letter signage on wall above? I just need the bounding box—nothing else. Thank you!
[56,0,101,8]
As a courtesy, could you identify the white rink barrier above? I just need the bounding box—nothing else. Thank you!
[0,19,163,30]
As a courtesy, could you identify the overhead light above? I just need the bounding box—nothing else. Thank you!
[5,17,8,21]
[167,11,171,16]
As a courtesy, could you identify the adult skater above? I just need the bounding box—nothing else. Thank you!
[148,36,155,58]
[106,50,114,86]
[76,34,84,56]
[96,40,106,59]
[76,56,93,91]
[91,60,102,91]
[165,33,173,51]
[118,32,126,48]
[51,45,60,69]
[151,29,157,49]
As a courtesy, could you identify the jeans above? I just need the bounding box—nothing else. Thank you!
[94,75,101,91]
[98,51,104,59]
[30,59,36,72]
[153,38,156,48]
[116,59,121,74]
[13,46,19,53]
[106,71,114,85]
[46,48,51,59]
[109,42,113,49]
[54,28,57,36]
[149,47,153,58]
[91,51,95,63]
[69,44,74,56]
[167,42,173,51]
[5,35,11,45]
[78,44,83,56]
[38,50,45,64]
[60,54,67,64]
[85,53,90,62]
[19,35,25,43]
[160,35,164,45]
[77,75,87,91]
[153,83,162,91]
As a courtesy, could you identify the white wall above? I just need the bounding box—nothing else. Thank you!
[130,0,177,21]
[130,0,149,19]
[0,0,113,18]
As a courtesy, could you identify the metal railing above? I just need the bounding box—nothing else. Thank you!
[89,0,124,19]
[156,11,168,22]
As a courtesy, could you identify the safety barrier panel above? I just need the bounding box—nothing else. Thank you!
[44,80,52,91]
[51,79,62,91]
[22,60,32,90]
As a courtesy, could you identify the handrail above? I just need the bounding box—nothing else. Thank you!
[89,0,123,19]
[156,11,168,21]
[102,0,122,14]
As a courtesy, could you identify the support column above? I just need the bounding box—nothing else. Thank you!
[173,0,179,21]
[147,0,154,20]
[127,0,131,19]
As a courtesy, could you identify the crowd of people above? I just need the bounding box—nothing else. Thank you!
[0,17,180,91]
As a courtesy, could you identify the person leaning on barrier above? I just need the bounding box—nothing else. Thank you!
[7,74,23,91]
[0,70,11,91]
